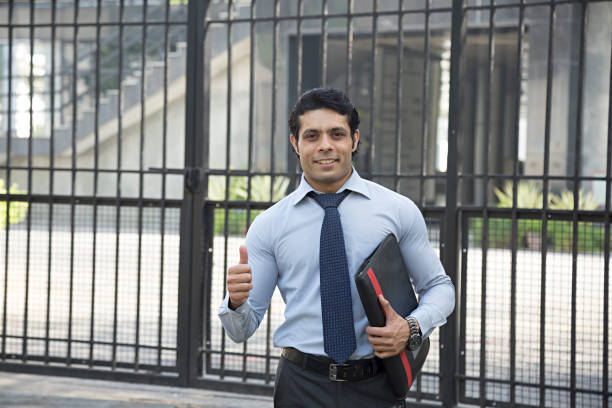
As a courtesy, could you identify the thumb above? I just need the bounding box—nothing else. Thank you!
[378,294,392,314]
[239,245,248,265]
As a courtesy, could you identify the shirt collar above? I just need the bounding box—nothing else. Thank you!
[291,167,372,206]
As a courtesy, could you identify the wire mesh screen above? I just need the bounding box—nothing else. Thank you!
[205,205,281,383]
[0,201,180,372]
[413,215,443,400]
[462,215,610,407]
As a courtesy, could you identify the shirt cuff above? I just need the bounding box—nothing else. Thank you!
[408,307,434,339]
[218,294,251,317]
[218,294,254,343]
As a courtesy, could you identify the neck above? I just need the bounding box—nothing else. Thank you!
[305,168,353,194]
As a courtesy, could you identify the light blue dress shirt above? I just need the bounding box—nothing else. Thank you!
[218,168,455,359]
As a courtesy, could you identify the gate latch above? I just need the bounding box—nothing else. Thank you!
[148,167,204,192]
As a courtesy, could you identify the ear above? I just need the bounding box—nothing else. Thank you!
[290,134,299,155]
[351,129,360,152]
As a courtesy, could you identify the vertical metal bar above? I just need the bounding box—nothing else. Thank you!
[45,0,57,366]
[483,0,494,205]
[264,282,273,381]
[1,0,13,362]
[22,0,35,363]
[345,0,353,94]
[134,0,149,372]
[265,0,280,383]
[441,1,464,406]
[368,0,378,177]
[220,0,233,378]
[67,0,80,367]
[418,1,431,205]
[320,0,328,86]
[112,0,125,371]
[296,0,303,97]
[479,2,495,405]
[509,3,526,406]
[287,0,304,205]
[199,9,213,378]
[157,0,171,373]
[459,214,469,400]
[602,14,612,407]
[89,0,102,369]
[570,4,587,407]
[393,1,404,193]
[202,203,215,378]
[220,210,229,377]
[242,0,256,383]
[269,0,279,201]
[539,4,556,407]
[178,0,208,385]
[478,214,488,408]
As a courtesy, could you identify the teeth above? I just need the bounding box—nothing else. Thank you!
[318,159,335,164]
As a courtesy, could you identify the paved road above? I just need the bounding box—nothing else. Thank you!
[0,371,273,408]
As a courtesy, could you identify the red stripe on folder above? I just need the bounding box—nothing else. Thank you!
[399,351,413,387]
[366,268,383,297]
[366,267,414,388]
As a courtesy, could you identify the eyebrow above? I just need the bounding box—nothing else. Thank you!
[302,126,348,134]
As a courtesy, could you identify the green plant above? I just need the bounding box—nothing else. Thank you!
[0,179,29,229]
[493,181,548,208]
[470,181,604,253]
[549,189,600,210]
[208,175,289,235]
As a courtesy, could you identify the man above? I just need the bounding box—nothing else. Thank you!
[218,88,455,407]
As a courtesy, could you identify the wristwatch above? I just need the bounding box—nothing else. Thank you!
[406,316,422,350]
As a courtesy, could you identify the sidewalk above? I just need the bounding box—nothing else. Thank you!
[0,372,273,408]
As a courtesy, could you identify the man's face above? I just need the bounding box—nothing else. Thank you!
[290,108,359,194]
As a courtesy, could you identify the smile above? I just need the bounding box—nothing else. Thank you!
[316,159,337,164]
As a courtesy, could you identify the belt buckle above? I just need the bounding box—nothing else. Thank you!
[329,363,349,382]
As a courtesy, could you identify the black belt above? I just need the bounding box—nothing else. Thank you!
[281,347,383,382]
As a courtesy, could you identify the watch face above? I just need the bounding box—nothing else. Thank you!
[409,335,422,350]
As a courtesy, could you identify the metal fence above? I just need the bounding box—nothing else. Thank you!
[0,0,188,385]
[1,1,611,407]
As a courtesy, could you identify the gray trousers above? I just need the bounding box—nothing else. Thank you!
[273,356,407,408]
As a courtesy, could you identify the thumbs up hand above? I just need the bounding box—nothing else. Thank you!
[227,245,253,310]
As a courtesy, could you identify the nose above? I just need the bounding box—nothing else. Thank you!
[317,134,333,151]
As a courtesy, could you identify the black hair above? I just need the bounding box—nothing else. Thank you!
[288,87,360,156]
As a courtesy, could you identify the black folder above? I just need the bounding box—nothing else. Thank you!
[354,233,430,398]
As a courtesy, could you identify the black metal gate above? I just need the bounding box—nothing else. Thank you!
[1,1,611,407]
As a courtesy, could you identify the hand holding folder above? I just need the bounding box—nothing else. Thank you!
[354,233,430,398]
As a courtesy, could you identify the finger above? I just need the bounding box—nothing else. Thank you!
[239,245,248,265]
[227,272,252,283]
[368,334,393,346]
[228,264,251,276]
[374,350,391,359]
[227,282,253,292]
[371,346,396,356]
[229,295,249,310]
[375,350,396,359]
[366,326,386,337]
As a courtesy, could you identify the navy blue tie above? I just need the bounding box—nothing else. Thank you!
[310,190,356,364]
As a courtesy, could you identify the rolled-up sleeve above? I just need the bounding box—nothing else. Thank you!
[218,214,279,343]
[399,200,455,338]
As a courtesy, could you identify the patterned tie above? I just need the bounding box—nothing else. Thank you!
[309,189,356,364]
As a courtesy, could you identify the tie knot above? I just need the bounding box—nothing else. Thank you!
[309,190,351,209]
